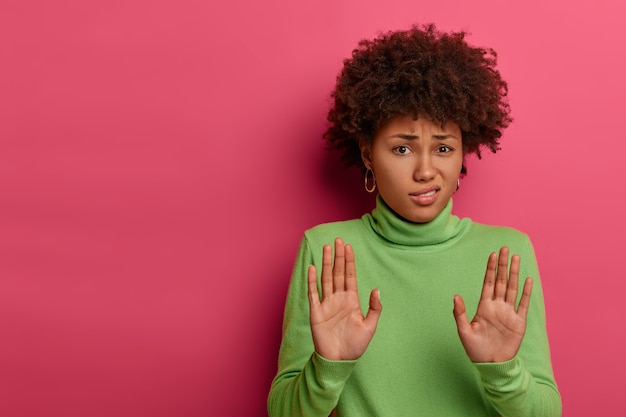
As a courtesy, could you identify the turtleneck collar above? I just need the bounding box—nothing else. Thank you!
[362,195,467,247]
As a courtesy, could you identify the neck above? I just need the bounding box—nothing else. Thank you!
[363,195,465,246]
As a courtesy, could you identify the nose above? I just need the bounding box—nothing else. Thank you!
[413,154,436,182]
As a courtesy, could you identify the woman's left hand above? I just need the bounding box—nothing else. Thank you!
[452,247,533,363]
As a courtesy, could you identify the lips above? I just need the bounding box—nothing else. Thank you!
[409,186,440,205]
[410,185,440,196]
[417,189,437,197]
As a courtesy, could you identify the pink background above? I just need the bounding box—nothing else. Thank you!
[1,0,624,416]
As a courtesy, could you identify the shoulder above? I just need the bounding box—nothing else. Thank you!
[465,220,534,252]
[469,221,528,239]
[304,218,366,246]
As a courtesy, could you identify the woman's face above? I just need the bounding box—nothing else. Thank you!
[363,114,463,223]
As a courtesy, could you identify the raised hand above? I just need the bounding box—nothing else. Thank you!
[307,238,382,361]
[453,247,533,363]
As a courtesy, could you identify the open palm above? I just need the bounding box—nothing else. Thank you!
[308,238,382,361]
[453,247,533,363]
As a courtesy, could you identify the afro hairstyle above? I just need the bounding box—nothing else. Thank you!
[324,23,512,173]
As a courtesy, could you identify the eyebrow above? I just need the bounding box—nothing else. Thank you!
[388,133,458,140]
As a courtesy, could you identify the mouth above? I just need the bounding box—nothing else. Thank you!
[409,186,440,205]
[410,186,440,196]
[416,189,437,197]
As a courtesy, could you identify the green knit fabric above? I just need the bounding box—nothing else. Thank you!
[268,196,561,416]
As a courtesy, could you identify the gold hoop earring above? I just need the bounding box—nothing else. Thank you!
[364,168,376,193]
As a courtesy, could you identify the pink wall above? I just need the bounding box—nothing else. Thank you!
[1,0,624,415]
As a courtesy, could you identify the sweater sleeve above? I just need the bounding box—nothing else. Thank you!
[473,235,562,417]
[268,236,357,417]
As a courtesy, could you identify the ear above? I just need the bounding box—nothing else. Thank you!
[360,142,372,170]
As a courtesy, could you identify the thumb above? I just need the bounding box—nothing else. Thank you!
[364,289,383,330]
[452,294,471,335]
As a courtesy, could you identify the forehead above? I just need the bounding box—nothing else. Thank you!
[378,114,461,136]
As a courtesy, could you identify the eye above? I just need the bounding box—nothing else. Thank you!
[393,145,410,155]
[436,145,453,153]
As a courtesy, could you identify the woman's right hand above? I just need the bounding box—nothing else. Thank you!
[307,238,383,361]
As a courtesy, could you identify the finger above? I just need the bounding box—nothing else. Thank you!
[516,277,534,318]
[320,244,333,298]
[505,254,521,305]
[333,238,346,292]
[493,247,510,300]
[344,244,358,292]
[364,289,382,332]
[480,252,498,301]
[307,265,320,307]
[452,294,471,336]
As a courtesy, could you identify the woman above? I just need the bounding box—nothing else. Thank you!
[268,24,561,416]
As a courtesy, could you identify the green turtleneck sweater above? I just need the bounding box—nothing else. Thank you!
[268,197,561,416]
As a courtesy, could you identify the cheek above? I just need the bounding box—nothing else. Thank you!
[375,163,408,185]
[370,163,398,190]
[371,155,393,179]
[447,155,464,175]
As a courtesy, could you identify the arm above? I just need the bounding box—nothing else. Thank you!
[453,240,562,417]
[268,238,382,417]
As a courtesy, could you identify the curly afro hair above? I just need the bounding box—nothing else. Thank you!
[324,23,512,173]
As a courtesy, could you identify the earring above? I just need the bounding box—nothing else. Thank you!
[364,168,376,193]
[455,178,460,192]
